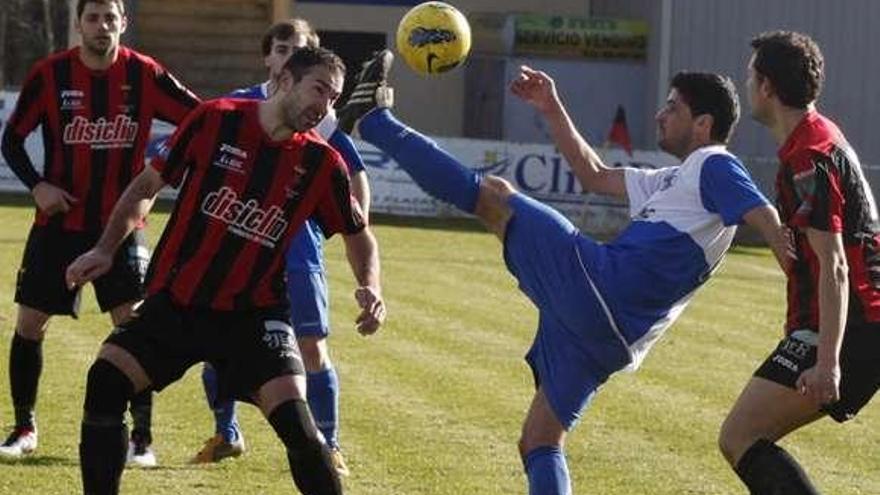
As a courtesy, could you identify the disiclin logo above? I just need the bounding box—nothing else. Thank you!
[201,187,288,247]
[62,115,138,148]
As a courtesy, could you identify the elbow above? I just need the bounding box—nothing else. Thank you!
[830,256,849,286]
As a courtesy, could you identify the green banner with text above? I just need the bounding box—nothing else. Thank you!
[514,15,648,60]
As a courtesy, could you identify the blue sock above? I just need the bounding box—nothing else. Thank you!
[307,368,339,448]
[358,109,481,213]
[201,364,240,443]
[524,446,572,495]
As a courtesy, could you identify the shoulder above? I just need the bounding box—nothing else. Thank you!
[120,46,171,75]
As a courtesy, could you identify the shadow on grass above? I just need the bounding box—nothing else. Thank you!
[0,454,76,467]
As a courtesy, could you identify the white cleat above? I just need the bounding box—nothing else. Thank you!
[0,427,37,457]
[126,439,158,468]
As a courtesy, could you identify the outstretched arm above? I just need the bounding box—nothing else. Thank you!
[66,166,164,287]
[341,227,385,335]
[742,205,795,273]
[509,66,627,198]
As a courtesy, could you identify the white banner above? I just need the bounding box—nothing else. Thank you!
[0,90,678,235]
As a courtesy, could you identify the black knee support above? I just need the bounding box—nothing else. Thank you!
[268,399,342,495]
[83,359,134,424]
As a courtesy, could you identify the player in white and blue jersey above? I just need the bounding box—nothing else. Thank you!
[190,20,371,475]
[340,55,791,495]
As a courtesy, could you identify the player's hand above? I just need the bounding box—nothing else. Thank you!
[32,181,78,216]
[354,286,385,336]
[66,248,113,289]
[795,361,841,406]
[769,225,797,273]
[509,65,559,114]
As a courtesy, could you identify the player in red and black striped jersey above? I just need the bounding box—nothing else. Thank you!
[67,46,383,495]
[720,31,880,494]
[0,0,199,464]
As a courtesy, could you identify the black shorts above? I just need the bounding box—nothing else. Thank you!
[754,323,880,422]
[105,292,304,403]
[15,224,148,317]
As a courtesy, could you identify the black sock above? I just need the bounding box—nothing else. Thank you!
[80,421,128,495]
[129,391,152,445]
[80,359,134,495]
[735,439,821,495]
[268,399,342,495]
[10,333,42,429]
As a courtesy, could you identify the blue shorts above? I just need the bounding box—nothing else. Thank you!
[504,193,631,430]
[287,270,330,338]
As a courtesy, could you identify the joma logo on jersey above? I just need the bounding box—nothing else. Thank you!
[63,115,138,148]
[213,144,248,174]
[201,186,288,247]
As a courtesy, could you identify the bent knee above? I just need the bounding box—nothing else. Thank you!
[718,417,754,466]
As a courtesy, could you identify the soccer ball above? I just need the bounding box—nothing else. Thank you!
[395,2,471,75]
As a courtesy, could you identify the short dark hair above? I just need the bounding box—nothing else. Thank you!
[261,18,320,57]
[670,71,740,144]
[750,30,824,109]
[282,45,345,83]
[76,0,125,18]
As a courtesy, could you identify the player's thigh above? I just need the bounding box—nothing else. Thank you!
[103,292,199,394]
[15,304,51,339]
[208,308,306,411]
[475,175,516,238]
[288,270,330,338]
[93,230,149,313]
[15,224,84,318]
[720,376,823,464]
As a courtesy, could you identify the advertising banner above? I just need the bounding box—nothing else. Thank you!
[514,14,649,60]
[0,91,678,236]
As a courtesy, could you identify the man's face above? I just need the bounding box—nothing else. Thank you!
[655,88,697,159]
[76,2,126,57]
[279,65,343,132]
[746,54,771,124]
[265,34,310,81]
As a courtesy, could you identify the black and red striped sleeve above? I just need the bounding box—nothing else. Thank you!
[313,148,366,237]
[150,102,208,188]
[1,64,48,189]
[147,60,200,125]
[788,150,844,233]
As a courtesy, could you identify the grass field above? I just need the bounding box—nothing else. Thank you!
[0,201,877,494]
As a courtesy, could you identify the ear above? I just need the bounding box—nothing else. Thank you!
[120,15,128,34]
[694,114,714,140]
[276,70,293,93]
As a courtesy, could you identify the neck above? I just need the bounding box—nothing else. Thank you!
[677,139,717,161]
[767,103,813,145]
[258,99,294,141]
[78,45,119,70]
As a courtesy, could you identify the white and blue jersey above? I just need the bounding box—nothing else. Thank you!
[505,144,768,429]
[228,82,366,274]
[591,145,768,368]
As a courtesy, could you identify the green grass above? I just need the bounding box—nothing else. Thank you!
[0,202,877,494]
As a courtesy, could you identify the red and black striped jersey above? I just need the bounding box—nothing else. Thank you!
[1,46,199,231]
[776,110,880,331]
[146,99,366,310]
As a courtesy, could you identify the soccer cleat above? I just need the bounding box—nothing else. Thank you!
[189,433,246,464]
[337,49,395,134]
[330,447,350,477]
[0,426,37,457]
[126,437,157,468]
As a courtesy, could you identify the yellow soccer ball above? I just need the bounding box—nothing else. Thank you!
[395,2,471,75]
